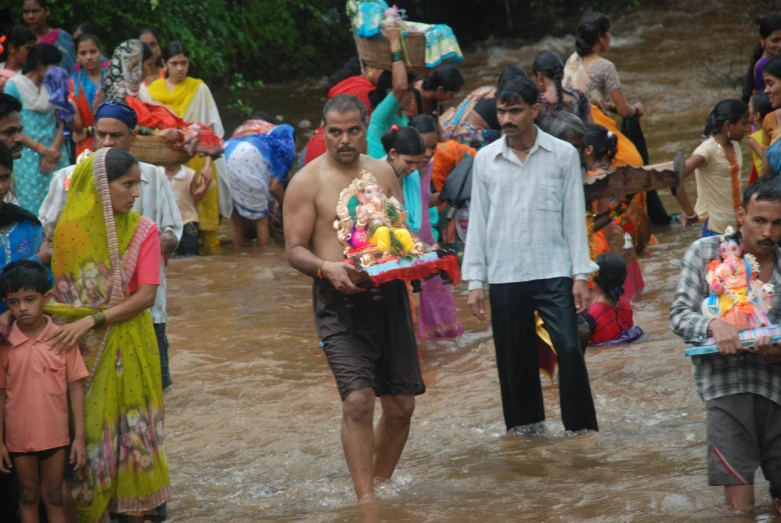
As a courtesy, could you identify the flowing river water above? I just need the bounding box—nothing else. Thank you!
[162,1,772,520]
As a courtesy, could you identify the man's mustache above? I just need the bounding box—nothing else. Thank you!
[501,124,518,130]
[338,146,357,153]
[759,239,775,246]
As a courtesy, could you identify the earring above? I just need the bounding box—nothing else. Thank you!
[727,131,731,140]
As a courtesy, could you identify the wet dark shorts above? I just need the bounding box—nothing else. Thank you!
[313,278,425,401]
[706,393,781,486]
[9,446,66,460]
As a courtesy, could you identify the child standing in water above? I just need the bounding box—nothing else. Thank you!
[585,252,643,346]
[673,99,749,236]
[0,260,88,522]
[165,164,206,256]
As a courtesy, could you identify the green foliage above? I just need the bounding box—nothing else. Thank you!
[226,73,264,117]
[6,0,352,84]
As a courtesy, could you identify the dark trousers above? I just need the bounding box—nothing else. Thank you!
[154,323,172,389]
[489,278,598,433]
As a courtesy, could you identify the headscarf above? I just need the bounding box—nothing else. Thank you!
[95,100,138,130]
[96,40,143,107]
[43,66,75,125]
[47,147,141,314]
[225,124,296,182]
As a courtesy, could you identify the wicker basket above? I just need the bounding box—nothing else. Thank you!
[354,33,429,75]
[130,135,190,167]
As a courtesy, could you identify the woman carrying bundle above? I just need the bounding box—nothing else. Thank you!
[148,41,232,254]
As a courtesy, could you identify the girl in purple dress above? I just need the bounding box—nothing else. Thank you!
[409,115,464,341]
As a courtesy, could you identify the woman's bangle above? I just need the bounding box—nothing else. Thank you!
[686,212,698,220]
[317,261,326,279]
[391,50,403,63]
[34,142,42,153]
[91,311,107,328]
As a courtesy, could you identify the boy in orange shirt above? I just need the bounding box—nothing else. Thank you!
[0,260,88,523]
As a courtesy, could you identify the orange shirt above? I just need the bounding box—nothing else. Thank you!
[0,317,88,452]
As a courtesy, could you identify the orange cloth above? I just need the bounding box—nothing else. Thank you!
[591,104,643,168]
[762,110,781,147]
[124,95,223,154]
[70,77,95,157]
[327,75,375,119]
[431,140,477,210]
[0,316,88,452]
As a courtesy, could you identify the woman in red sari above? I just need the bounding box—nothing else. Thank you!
[302,57,379,164]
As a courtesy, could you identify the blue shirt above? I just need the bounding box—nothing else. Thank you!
[0,219,47,314]
[367,93,409,159]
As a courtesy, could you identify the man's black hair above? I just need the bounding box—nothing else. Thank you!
[322,94,367,126]
[0,93,22,122]
[743,176,781,208]
[495,76,540,108]
[0,260,50,299]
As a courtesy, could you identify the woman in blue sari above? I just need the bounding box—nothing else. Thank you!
[4,43,69,213]
[225,122,296,246]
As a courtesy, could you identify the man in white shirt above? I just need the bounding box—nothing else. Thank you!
[39,101,183,391]
[462,77,599,433]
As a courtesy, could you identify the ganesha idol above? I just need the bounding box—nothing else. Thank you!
[334,170,460,289]
[701,227,774,330]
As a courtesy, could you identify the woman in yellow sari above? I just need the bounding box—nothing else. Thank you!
[148,41,231,254]
[45,147,169,523]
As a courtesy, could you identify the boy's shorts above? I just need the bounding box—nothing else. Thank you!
[313,278,425,401]
[707,393,781,485]
[9,445,66,461]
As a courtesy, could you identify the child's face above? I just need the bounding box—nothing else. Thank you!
[4,289,46,326]
[748,99,760,126]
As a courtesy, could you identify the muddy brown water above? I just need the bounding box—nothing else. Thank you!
[164,2,775,521]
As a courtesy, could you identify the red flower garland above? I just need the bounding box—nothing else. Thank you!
[608,197,635,234]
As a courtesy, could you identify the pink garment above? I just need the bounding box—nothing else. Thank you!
[622,259,644,302]
[417,164,464,342]
[128,222,161,294]
[0,69,15,92]
[0,316,89,452]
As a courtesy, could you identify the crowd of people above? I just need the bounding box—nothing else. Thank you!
[0,0,780,520]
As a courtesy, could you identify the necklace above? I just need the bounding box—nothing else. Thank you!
[509,142,533,152]
[508,129,537,153]
[0,223,18,267]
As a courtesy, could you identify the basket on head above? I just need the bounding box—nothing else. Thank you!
[129,135,191,167]
[354,33,428,75]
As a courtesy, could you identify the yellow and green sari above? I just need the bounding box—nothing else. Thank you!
[45,148,169,523]
[148,76,222,254]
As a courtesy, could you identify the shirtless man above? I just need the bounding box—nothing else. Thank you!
[284,95,425,502]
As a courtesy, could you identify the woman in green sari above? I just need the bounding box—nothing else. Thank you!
[45,147,169,522]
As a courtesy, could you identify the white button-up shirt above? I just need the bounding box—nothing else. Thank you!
[39,161,184,323]
[462,128,598,291]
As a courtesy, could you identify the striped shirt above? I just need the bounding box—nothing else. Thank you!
[669,235,781,404]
